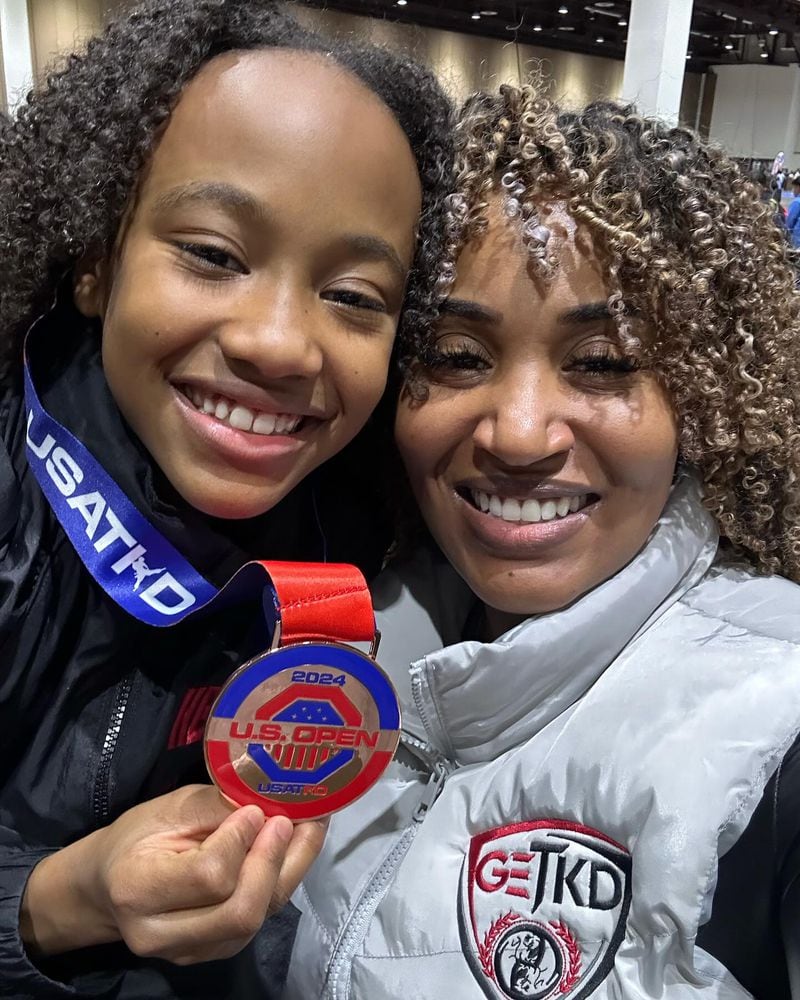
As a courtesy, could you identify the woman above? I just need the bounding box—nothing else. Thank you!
[0,1,452,995]
[288,86,800,999]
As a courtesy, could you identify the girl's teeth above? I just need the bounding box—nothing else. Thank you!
[182,387,301,436]
[228,405,254,432]
[253,413,277,435]
[470,490,588,524]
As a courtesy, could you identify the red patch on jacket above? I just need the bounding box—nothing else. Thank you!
[459,820,631,999]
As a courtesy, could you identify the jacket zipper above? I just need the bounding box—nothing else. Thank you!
[92,673,134,824]
[320,733,453,1000]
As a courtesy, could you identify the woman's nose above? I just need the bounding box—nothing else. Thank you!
[471,374,575,468]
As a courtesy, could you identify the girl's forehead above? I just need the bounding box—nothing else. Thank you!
[128,47,420,226]
[166,48,394,144]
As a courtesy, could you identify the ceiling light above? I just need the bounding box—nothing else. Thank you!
[479,9,498,14]
[769,27,779,35]
[724,42,733,49]
[558,25,575,31]
[533,23,542,31]
[558,4,568,13]
[596,35,604,42]
[761,51,769,57]
[396,0,407,5]
[618,19,627,26]
[471,12,480,18]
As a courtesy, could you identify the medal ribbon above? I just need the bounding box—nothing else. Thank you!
[22,341,375,643]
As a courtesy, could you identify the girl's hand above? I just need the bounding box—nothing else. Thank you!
[21,785,325,964]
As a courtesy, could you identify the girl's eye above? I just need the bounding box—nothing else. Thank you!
[176,242,247,274]
[567,348,640,379]
[323,289,387,314]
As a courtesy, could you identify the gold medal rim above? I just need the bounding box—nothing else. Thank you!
[203,640,402,820]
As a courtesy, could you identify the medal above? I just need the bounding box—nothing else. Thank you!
[23,319,401,822]
[204,562,401,820]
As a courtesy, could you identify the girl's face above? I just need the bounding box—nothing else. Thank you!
[395,199,679,634]
[76,50,421,519]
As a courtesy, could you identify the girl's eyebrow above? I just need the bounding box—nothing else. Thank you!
[151,183,406,279]
[439,297,503,324]
[336,233,407,282]
[559,301,611,323]
[152,180,272,226]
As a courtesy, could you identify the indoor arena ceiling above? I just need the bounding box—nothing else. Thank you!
[301,1,800,70]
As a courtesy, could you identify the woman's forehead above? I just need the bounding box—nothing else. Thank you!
[452,197,609,305]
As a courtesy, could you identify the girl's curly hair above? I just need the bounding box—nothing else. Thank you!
[0,0,453,378]
[420,82,800,581]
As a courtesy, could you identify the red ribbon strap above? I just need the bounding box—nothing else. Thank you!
[261,561,376,646]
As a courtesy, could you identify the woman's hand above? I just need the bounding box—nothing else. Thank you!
[20,785,325,964]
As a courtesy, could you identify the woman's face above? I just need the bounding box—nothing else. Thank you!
[76,50,421,519]
[395,199,679,632]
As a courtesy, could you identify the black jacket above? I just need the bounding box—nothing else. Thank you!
[3,309,800,999]
[0,308,389,999]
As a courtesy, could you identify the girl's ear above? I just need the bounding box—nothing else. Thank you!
[73,258,107,318]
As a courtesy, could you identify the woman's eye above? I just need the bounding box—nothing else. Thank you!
[323,289,387,314]
[420,343,492,377]
[176,242,247,274]
[567,350,640,378]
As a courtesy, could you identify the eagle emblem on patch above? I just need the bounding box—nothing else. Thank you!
[458,820,631,1000]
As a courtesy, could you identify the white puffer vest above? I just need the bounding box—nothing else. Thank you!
[286,477,800,1000]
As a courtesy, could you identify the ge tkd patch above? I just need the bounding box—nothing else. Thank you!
[459,820,631,1000]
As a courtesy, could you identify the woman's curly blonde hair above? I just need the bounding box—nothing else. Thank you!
[413,82,800,580]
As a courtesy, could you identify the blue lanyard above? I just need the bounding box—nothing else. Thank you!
[23,333,279,629]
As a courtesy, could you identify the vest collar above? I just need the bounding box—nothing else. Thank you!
[379,473,719,765]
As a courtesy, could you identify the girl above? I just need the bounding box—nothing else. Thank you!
[0,1,452,996]
[288,87,800,999]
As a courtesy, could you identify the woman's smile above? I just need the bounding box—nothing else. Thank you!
[396,199,678,621]
[450,481,601,558]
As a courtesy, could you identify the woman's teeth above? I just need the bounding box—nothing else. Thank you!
[181,386,302,435]
[469,489,589,523]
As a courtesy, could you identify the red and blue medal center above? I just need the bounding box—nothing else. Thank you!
[205,642,400,820]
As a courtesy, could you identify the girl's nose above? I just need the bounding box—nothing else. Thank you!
[217,284,324,382]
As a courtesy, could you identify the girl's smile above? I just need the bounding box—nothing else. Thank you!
[75,49,422,519]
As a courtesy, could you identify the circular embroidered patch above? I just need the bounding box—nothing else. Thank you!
[204,642,401,821]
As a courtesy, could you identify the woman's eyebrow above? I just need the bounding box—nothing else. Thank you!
[439,297,503,323]
[559,301,612,323]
